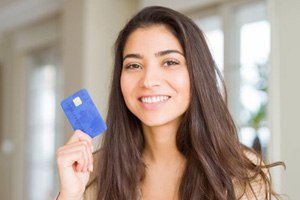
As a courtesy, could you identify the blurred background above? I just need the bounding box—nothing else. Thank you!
[0,0,299,199]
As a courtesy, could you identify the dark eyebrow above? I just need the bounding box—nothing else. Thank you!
[123,53,143,61]
[123,50,184,61]
[155,50,184,57]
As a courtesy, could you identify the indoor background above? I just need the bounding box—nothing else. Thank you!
[0,0,299,199]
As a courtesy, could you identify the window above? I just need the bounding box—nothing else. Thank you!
[239,20,270,156]
[235,2,270,157]
[25,46,62,200]
[195,15,224,73]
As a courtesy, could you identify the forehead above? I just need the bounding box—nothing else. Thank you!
[123,25,183,54]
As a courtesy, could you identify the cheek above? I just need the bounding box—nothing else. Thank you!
[173,71,190,96]
[120,74,134,101]
[181,80,191,104]
[120,74,128,97]
[175,72,191,108]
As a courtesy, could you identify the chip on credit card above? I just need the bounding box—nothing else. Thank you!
[60,88,107,138]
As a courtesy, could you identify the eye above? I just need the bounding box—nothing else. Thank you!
[163,59,179,67]
[124,63,142,70]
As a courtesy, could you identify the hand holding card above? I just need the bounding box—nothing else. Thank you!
[60,88,107,138]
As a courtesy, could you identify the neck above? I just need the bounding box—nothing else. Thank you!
[142,123,185,165]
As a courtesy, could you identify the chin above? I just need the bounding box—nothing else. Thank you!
[139,115,181,129]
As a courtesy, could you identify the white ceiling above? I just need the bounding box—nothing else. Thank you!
[0,0,23,8]
[139,0,226,12]
[0,0,228,37]
[0,0,63,36]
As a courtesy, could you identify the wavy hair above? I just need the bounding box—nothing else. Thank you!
[96,6,282,200]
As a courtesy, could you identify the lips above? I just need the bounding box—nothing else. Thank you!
[139,95,170,104]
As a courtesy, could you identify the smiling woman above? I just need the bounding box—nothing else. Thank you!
[56,6,283,200]
[121,25,190,128]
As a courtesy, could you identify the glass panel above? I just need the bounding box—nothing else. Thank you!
[25,48,62,200]
[237,5,270,157]
[195,15,224,73]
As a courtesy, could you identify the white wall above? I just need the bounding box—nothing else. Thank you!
[0,34,15,200]
[268,0,300,198]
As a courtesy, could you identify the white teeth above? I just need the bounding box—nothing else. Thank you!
[141,96,170,103]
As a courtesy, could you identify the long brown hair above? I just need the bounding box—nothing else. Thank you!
[96,6,282,200]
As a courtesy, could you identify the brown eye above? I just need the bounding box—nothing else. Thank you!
[125,63,142,70]
[163,59,179,67]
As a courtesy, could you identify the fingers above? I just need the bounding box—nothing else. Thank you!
[57,130,94,173]
[66,130,93,146]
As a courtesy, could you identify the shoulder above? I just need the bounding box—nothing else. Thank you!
[234,150,270,199]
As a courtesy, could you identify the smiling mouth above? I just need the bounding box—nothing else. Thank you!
[139,95,170,104]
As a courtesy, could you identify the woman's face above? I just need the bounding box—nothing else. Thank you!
[120,25,190,128]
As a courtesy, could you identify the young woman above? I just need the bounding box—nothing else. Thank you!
[56,6,283,200]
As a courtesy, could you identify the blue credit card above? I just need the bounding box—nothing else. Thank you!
[60,88,107,138]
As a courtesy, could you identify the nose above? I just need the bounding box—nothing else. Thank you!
[141,64,162,89]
